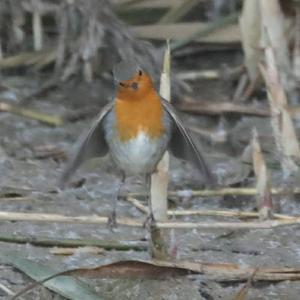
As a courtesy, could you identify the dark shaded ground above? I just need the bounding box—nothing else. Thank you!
[1,49,300,299]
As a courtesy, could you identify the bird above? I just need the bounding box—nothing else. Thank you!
[60,60,213,226]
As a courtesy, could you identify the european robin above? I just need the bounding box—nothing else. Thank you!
[60,60,213,225]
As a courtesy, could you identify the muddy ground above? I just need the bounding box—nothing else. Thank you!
[1,49,300,300]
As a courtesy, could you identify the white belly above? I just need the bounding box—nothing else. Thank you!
[109,131,167,175]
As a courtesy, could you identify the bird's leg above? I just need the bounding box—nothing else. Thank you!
[107,172,125,228]
[143,173,155,228]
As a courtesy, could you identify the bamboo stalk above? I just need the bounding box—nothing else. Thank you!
[1,212,300,229]
[0,234,147,251]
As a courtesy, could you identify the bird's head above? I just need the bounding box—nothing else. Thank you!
[113,60,154,100]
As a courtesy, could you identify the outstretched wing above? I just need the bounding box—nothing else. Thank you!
[162,99,214,186]
[60,102,114,187]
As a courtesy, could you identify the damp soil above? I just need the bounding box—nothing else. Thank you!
[1,50,300,300]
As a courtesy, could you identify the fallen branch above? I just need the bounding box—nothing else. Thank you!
[1,211,300,229]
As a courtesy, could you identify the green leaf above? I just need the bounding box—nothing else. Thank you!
[0,251,103,300]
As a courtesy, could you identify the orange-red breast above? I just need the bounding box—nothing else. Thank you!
[60,60,213,223]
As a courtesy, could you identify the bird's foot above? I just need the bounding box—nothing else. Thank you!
[143,212,155,230]
[107,210,117,229]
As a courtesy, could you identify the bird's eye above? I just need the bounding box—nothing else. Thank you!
[138,70,143,76]
[119,82,125,87]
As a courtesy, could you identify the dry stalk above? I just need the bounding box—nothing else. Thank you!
[260,46,300,175]
[239,0,261,81]
[294,7,300,81]
[126,196,293,220]
[0,49,56,69]
[31,0,43,51]
[176,101,270,117]
[0,283,24,300]
[0,102,63,126]
[177,70,219,80]
[260,0,292,88]
[132,22,240,44]
[128,187,300,198]
[49,247,104,256]
[252,128,273,220]
[1,211,300,230]
[149,41,171,259]
[158,0,201,24]
[171,12,239,50]
[0,234,147,251]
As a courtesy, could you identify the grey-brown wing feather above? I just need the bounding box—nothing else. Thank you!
[162,99,214,185]
[59,102,113,187]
